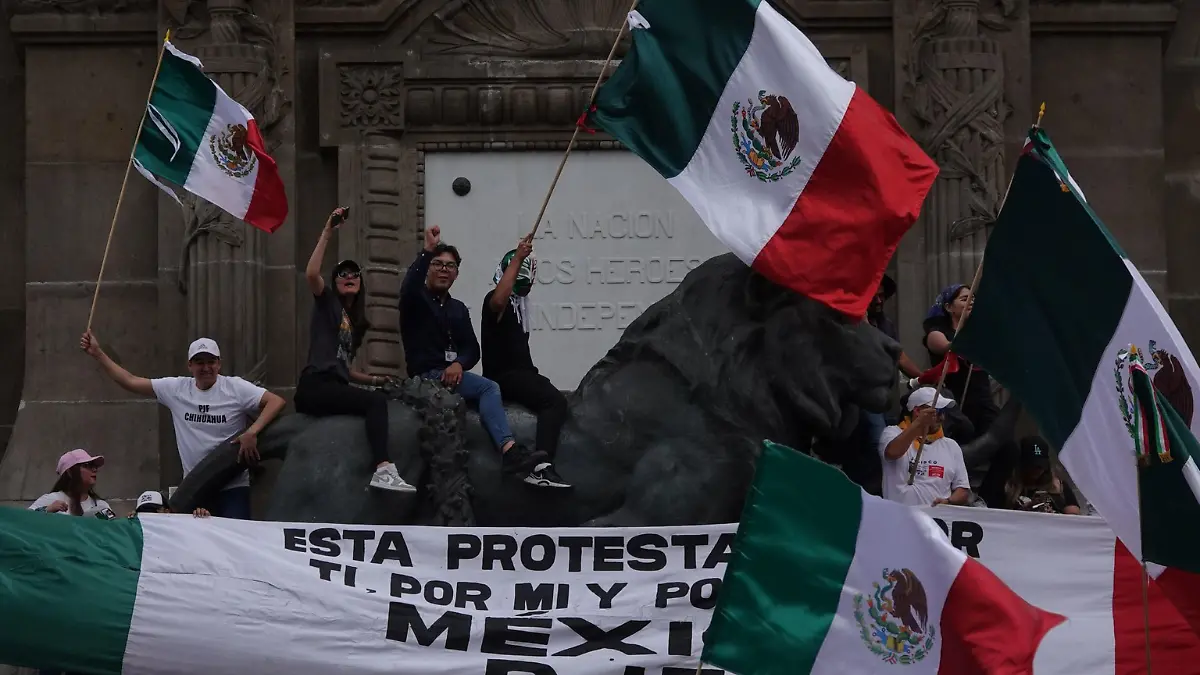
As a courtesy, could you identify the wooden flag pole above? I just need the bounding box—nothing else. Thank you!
[907,102,1046,486]
[86,29,172,332]
[524,0,639,241]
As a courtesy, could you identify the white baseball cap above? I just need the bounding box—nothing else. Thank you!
[906,386,956,411]
[187,338,221,360]
[135,490,165,513]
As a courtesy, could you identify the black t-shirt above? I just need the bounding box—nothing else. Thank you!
[1012,483,1079,514]
[302,287,355,381]
[481,290,537,380]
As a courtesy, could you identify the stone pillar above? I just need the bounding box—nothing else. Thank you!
[0,11,25,461]
[336,132,408,377]
[159,0,294,391]
[894,0,1030,360]
[1165,1,1200,345]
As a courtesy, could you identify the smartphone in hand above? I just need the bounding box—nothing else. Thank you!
[330,206,350,227]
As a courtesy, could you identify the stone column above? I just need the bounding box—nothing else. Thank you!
[162,0,294,384]
[907,0,1008,296]
[336,132,408,377]
[1165,1,1200,345]
[894,0,1029,359]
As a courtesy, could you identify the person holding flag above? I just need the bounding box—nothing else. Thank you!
[480,238,571,489]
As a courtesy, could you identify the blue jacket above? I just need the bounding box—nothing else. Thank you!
[399,250,480,377]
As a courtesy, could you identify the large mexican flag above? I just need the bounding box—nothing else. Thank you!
[134,41,287,232]
[703,441,1065,673]
[953,126,1200,636]
[589,0,938,318]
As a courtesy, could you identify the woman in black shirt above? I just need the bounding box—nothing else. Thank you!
[922,284,999,440]
[1001,436,1082,514]
[294,206,414,494]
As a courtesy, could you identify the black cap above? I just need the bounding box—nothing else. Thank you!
[1020,436,1052,467]
[334,259,361,274]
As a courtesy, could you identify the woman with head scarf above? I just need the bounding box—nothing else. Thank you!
[921,284,999,440]
[480,238,571,489]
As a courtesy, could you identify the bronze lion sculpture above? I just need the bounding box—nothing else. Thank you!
[171,253,1018,527]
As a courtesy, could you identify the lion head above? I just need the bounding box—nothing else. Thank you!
[579,254,899,446]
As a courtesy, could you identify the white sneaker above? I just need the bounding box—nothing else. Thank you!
[369,463,416,493]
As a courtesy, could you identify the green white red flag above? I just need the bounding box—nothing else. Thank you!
[952,126,1200,638]
[133,41,287,232]
[589,0,937,318]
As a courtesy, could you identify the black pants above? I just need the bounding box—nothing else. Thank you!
[492,370,568,458]
[294,371,390,466]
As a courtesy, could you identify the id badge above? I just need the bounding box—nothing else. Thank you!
[445,350,458,362]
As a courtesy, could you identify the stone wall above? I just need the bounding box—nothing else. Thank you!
[0,0,1192,510]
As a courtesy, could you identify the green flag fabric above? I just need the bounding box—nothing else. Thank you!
[952,126,1200,634]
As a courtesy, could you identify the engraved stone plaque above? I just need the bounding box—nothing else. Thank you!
[426,151,728,389]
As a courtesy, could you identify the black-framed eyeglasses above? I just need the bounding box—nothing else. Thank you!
[336,269,361,279]
[430,260,459,271]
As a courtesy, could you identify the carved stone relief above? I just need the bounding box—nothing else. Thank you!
[319,46,867,145]
[422,0,633,57]
[903,0,1014,294]
[8,0,153,14]
[340,66,405,128]
[162,0,293,381]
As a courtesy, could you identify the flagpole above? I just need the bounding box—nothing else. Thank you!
[523,0,639,241]
[908,103,1046,486]
[85,29,172,332]
[1136,452,1154,674]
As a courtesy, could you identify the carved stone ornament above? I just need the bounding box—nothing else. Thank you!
[8,0,153,14]
[340,66,404,128]
[424,0,634,57]
[903,0,1015,240]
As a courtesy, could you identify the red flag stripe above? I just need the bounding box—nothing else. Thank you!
[240,118,288,233]
[752,88,938,319]
[1113,540,1200,674]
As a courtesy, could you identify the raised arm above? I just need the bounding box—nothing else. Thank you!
[80,330,154,397]
[402,225,440,300]
[488,238,533,317]
[306,207,347,296]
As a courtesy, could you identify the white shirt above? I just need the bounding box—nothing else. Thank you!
[29,491,111,516]
[878,425,970,507]
[152,375,267,490]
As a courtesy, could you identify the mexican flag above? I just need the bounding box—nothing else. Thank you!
[952,126,1200,636]
[134,40,288,232]
[702,441,1065,674]
[589,0,938,319]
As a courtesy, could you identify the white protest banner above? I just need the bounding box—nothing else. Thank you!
[0,505,1198,674]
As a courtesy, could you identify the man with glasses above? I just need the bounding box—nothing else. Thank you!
[877,387,970,507]
[400,226,550,487]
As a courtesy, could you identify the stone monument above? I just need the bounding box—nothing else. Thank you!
[0,0,1192,520]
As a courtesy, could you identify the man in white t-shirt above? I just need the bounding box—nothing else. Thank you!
[81,331,286,519]
[877,386,970,508]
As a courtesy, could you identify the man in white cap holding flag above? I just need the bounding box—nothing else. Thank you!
[877,386,971,508]
[80,330,287,519]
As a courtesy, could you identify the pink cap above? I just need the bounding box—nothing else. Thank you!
[55,449,105,476]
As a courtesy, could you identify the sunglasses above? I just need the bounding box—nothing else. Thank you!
[336,269,361,280]
[81,461,102,471]
[430,261,459,271]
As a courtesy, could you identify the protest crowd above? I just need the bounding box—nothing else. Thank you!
[29,202,1081,527]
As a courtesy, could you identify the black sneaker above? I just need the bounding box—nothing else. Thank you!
[524,462,571,489]
[502,443,543,474]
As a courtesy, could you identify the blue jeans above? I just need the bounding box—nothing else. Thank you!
[423,369,514,450]
[212,486,252,520]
